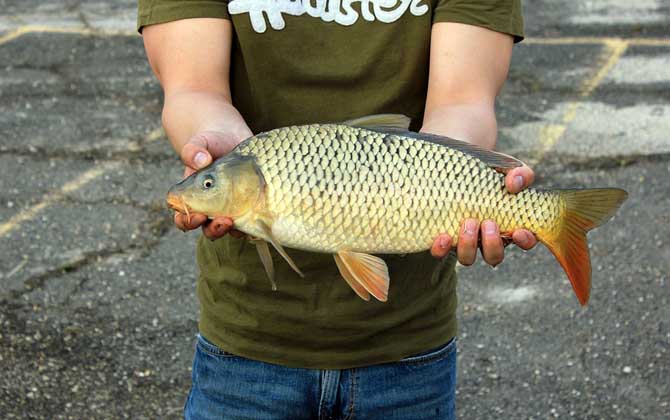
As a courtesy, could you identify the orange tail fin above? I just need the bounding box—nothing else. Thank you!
[539,188,628,306]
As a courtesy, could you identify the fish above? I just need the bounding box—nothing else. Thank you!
[167,114,628,305]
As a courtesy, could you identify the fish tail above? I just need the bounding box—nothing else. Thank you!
[538,188,628,306]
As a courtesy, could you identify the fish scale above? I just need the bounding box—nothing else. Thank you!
[234,124,557,254]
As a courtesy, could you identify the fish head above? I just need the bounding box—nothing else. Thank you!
[167,164,229,218]
[166,155,264,219]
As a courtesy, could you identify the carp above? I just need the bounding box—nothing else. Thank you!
[167,115,627,304]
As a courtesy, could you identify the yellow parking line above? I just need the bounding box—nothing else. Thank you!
[0,27,26,45]
[579,40,629,97]
[629,38,670,46]
[526,37,670,46]
[0,25,136,45]
[0,123,163,238]
[0,162,120,237]
[529,40,629,166]
[0,201,50,237]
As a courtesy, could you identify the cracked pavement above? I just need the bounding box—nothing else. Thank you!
[0,1,668,419]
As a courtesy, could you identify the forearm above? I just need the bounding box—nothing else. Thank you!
[162,90,252,154]
[422,23,512,151]
[420,101,497,151]
[142,18,250,157]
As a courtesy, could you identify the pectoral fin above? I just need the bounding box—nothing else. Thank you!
[255,219,304,278]
[254,240,277,291]
[334,251,389,302]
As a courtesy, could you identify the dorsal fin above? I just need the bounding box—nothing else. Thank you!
[341,114,521,169]
[374,129,523,170]
[409,131,523,169]
[343,114,411,131]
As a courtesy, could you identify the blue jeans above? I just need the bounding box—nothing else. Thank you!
[185,334,457,420]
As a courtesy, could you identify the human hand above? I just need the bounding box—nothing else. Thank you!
[430,162,538,265]
[174,130,245,240]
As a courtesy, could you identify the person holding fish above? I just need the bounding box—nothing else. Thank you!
[139,0,625,418]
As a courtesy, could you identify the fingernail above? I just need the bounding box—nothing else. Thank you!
[439,237,449,249]
[524,231,535,245]
[465,220,477,234]
[513,175,524,191]
[194,152,209,169]
[516,231,531,248]
[483,220,496,234]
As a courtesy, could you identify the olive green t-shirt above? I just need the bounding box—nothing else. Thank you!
[138,0,523,369]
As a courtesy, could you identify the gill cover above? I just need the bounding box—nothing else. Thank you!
[220,155,266,217]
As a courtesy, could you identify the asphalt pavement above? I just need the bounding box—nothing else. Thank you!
[0,1,668,419]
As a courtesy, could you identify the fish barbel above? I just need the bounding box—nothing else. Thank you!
[167,115,627,304]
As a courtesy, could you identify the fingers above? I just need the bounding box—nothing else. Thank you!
[449,220,536,268]
[457,219,479,266]
[480,220,504,267]
[430,233,453,258]
[504,164,535,194]
[174,213,239,241]
[437,220,536,267]
[512,229,538,250]
[174,212,208,232]
[202,217,235,240]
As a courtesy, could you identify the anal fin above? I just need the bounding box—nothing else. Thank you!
[334,254,371,301]
[335,251,389,302]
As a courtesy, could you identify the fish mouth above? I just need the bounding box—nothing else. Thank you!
[167,193,193,223]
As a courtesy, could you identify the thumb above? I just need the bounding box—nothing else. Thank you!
[504,165,535,194]
[181,134,213,170]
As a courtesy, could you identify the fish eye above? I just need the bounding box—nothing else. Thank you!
[202,175,215,189]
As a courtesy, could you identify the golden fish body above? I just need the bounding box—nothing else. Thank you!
[234,124,557,254]
[167,115,627,304]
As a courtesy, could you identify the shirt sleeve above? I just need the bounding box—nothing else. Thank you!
[137,0,230,32]
[432,0,524,42]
